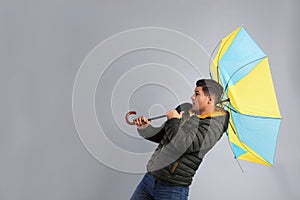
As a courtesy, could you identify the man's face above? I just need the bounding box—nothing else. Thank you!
[190,86,210,114]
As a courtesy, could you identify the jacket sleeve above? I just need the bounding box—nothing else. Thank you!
[137,124,165,143]
[164,116,224,154]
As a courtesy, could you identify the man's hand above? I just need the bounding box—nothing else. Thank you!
[134,116,150,130]
[166,110,184,120]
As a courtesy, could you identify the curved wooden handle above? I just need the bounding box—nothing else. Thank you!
[125,111,137,125]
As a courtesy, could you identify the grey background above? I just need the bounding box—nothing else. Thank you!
[1,0,299,199]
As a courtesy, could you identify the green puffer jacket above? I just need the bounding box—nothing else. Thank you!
[138,107,229,186]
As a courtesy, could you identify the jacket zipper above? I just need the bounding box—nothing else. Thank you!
[170,161,179,174]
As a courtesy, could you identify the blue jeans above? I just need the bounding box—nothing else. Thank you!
[130,173,189,200]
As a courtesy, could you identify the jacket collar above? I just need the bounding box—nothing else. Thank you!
[189,107,227,119]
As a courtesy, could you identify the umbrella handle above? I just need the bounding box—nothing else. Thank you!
[125,111,137,125]
[125,112,167,125]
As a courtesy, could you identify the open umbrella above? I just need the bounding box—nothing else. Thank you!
[209,26,281,166]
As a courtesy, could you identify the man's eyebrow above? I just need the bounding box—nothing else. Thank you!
[194,90,200,93]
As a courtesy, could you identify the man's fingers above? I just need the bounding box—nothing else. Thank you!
[180,111,184,117]
[139,117,145,125]
[166,109,184,119]
[141,116,149,124]
[134,116,149,126]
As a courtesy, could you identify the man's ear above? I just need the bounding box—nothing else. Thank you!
[207,96,214,104]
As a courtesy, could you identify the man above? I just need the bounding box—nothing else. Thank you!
[130,79,229,200]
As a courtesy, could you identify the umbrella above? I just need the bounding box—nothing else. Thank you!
[209,25,281,166]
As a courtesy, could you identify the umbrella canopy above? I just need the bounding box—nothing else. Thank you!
[209,26,281,166]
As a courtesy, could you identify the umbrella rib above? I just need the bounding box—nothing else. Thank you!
[209,40,222,83]
[227,108,273,166]
[224,56,267,92]
[226,128,245,173]
[216,36,234,84]
[223,103,281,120]
[209,30,237,85]
[236,138,272,166]
[209,40,221,69]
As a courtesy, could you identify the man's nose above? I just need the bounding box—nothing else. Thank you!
[191,94,195,100]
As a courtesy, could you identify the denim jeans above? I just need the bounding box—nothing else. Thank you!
[130,173,189,200]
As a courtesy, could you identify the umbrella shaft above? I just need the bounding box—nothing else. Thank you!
[148,114,166,121]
